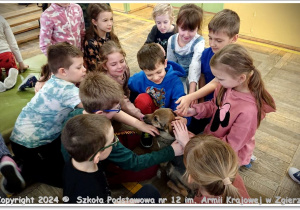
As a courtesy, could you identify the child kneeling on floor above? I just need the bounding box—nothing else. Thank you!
[62,114,161,204]
[10,42,86,188]
[128,43,190,148]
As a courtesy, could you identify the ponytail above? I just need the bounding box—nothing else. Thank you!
[210,44,276,127]
[39,64,51,82]
[248,68,276,127]
[184,135,242,203]
[223,182,241,203]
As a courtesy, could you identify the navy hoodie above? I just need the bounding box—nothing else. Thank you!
[128,60,191,125]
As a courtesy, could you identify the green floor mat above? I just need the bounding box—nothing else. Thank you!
[0,54,47,143]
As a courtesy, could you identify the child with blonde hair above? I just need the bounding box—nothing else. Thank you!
[84,3,120,71]
[167,4,205,98]
[183,44,276,167]
[10,42,86,187]
[97,40,143,120]
[183,134,250,203]
[145,3,175,55]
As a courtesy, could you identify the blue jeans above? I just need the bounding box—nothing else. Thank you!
[0,133,11,160]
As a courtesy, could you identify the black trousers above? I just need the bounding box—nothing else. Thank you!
[11,137,64,188]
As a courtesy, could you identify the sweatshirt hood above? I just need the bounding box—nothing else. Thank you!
[165,60,186,79]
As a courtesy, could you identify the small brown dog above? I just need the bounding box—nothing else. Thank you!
[143,108,176,150]
[143,108,193,197]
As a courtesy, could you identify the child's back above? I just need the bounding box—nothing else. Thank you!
[39,3,85,56]
[62,114,112,203]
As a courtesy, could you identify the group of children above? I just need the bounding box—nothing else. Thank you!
[0,2,280,204]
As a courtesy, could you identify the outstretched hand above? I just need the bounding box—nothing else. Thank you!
[175,95,192,116]
[171,141,184,156]
[138,121,159,136]
[172,120,190,148]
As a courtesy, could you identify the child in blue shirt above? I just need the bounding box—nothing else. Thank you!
[128,43,190,147]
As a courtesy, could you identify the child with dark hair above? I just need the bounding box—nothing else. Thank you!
[128,43,190,148]
[83,3,120,71]
[167,4,205,99]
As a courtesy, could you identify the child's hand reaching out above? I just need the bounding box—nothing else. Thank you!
[172,120,190,148]
[175,95,192,116]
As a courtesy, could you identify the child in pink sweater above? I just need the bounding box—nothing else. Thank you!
[39,3,85,56]
[182,44,276,167]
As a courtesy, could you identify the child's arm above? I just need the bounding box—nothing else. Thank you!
[175,78,218,116]
[3,18,28,71]
[121,96,144,121]
[112,111,159,136]
[107,140,183,171]
[166,36,177,62]
[198,74,206,103]
[187,39,205,96]
[171,78,191,125]
[39,13,54,56]
[145,25,157,44]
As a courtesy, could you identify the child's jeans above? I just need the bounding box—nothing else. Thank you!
[11,137,64,188]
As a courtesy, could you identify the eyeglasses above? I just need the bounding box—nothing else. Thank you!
[89,135,119,161]
[93,104,121,113]
[103,103,121,113]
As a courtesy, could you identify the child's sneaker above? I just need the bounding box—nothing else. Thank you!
[3,68,18,90]
[140,132,153,148]
[250,155,257,162]
[288,167,300,184]
[0,82,6,92]
[243,155,257,168]
[0,156,25,194]
[18,74,37,91]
